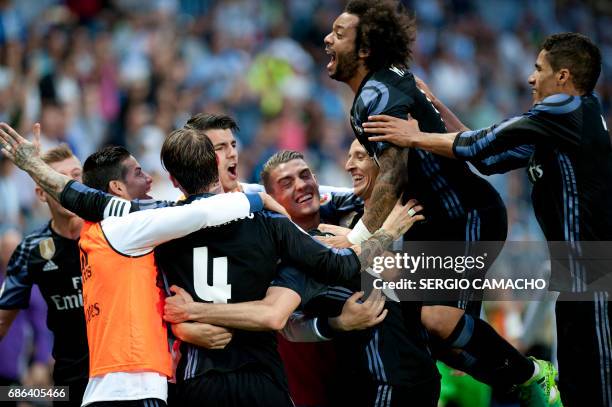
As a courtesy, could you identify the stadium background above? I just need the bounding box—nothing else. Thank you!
[0,0,610,403]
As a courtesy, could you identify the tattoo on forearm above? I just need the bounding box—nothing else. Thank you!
[358,230,394,272]
[23,158,70,202]
[362,147,406,232]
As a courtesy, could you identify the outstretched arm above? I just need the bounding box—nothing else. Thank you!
[164,285,301,331]
[364,117,458,157]
[275,198,424,285]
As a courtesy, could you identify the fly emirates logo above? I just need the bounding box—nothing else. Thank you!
[50,276,84,311]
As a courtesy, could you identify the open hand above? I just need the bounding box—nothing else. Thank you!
[315,234,352,248]
[330,289,387,331]
[318,223,351,236]
[363,115,423,148]
[258,192,290,218]
[0,122,41,169]
[381,198,424,239]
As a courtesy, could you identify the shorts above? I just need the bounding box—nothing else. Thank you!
[177,367,293,407]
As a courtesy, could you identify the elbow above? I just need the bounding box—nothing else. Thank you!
[262,310,290,331]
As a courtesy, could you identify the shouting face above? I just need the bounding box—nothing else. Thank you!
[324,12,361,83]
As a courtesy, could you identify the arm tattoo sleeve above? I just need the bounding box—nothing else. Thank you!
[357,230,394,272]
[361,146,406,232]
[18,156,71,202]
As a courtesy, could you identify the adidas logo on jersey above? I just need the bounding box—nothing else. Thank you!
[43,260,59,272]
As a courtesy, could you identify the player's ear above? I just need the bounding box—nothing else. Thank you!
[169,174,180,189]
[557,68,571,86]
[35,185,47,203]
[108,180,126,197]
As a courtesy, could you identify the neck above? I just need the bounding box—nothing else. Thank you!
[186,181,222,197]
[347,67,370,94]
[51,215,83,240]
[294,212,321,232]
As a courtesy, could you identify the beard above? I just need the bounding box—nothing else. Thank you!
[330,48,360,82]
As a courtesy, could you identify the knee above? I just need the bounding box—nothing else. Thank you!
[421,306,465,340]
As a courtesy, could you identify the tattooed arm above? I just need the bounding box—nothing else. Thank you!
[0,123,70,202]
[275,198,424,285]
[361,146,407,232]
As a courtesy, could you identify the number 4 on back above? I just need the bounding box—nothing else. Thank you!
[193,246,232,303]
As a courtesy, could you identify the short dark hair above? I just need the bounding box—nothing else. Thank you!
[541,32,601,94]
[260,150,305,192]
[82,146,131,193]
[184,113,239,133]
[161,127,218,195]
[41,144,75,165]
[345,0,416,72]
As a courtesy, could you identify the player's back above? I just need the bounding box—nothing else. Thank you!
[351,68,505,232]
[156,206,287,387]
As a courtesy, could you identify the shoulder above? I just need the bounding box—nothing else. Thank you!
[532,94,582,115]
[240,183,265,193]
[7,225,53,270]
[21,225,54,254]
[356,68,415,114]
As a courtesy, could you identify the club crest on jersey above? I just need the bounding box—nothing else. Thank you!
[39,238,56,261]
[319,193,332,206]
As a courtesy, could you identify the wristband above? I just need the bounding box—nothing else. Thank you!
[314,317,336,340]
[347,219,373,245]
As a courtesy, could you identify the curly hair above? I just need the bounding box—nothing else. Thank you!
[345,0,416,72]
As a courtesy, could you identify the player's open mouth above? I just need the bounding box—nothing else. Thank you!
[326,48,336,70]
[227,164,237,179]
[296,194,313,204]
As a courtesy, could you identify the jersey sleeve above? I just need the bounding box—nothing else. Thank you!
[470,144,535,175]
[453,94,583,163]
[271,264,327,306]
[268,214,360,285]
[279,312,334,342]
[0,239,34,309]
[102,192,263,256]
[59,180,173,222]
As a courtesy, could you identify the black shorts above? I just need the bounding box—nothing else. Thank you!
[413,205,507,316]
[177,367,293,407]
[338,378,440,407]
[556,291,612,407]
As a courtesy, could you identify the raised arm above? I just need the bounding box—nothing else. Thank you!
[0,123,71,201]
